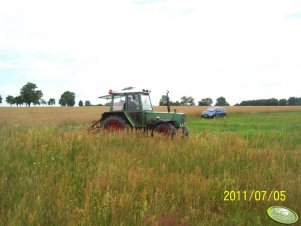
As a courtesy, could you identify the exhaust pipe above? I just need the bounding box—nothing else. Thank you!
[166,90,170,113]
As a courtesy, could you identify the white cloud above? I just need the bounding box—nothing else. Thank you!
[0,0,301,106]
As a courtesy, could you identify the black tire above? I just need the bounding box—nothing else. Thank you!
[100,115,130,131]
[154,123,177,137]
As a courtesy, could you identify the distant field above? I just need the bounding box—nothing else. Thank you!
[0,107,301,225]
[0,106,301,123]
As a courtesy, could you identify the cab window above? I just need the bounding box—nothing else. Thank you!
[127,94,141,111]
[112,95,125,111]
[141,94,152,110]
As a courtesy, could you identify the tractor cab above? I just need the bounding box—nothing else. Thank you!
[109,89,152,112]
[100,88,153,127]
[89,87,188,136]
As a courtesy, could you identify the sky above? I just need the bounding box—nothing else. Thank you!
[0,0,301,106]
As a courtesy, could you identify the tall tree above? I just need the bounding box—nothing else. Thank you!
[85,100,92,106]
[33,90,43,106]
[215,97,230,106]
[20,82,43,107]
[59,91,75,106]
[180,96,195,106]
[15,96,24,107]
[159,95,182,106]
[198,98,213,106]
[78,100,83,106]
[40,99,47,106]
[48,98,56,106]
[6,95,15,106]
[159,95,168,106]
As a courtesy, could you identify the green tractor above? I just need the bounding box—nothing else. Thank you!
[89,87,188,136]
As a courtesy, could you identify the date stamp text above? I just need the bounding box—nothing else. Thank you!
[224,190,286,202]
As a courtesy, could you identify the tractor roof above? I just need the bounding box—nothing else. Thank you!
[98,87,151,99]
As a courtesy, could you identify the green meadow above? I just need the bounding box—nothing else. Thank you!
[187,112,301,146]
[0,107,300,225]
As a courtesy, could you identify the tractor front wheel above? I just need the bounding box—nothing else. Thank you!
[154,123,177,137]
[100,116,129,131]
[180,126,189,137]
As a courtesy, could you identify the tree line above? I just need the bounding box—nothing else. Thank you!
[159,95,230,106]
[235,97,301,106]
[159,95,301,107]
[1,82,300,107]
[2,82,93,107]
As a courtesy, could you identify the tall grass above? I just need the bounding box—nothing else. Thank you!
[0,107,301,225]
[1,125,300,225]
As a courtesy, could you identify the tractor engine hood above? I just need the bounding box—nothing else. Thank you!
[145,111,185,128]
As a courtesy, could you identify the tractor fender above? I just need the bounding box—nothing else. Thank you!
[100,112,134,127]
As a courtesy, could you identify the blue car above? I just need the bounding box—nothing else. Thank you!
[201,107,227,119]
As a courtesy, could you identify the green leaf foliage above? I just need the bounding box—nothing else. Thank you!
[59,91,75,107]
[20,82,43,107]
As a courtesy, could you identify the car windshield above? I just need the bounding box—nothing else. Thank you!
[207,107,217,112]
[141,93,152,110]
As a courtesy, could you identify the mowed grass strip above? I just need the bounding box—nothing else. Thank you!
[155,106,301,116]
[188,111,301,135]
[1,124,301,225]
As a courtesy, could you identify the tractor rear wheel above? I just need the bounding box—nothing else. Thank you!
[100,115,129,131]
[154,123,177,137]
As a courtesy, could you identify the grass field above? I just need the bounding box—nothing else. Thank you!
[1,106,301,225]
